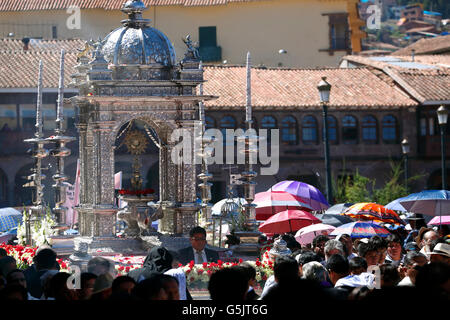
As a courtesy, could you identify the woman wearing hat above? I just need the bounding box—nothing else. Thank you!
[260,238,292,299]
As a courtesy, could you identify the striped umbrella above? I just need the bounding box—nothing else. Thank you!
[342,203,405,225]
[330,221,391,239]
[254,190,313,221]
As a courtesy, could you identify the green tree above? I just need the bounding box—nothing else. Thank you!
[344,170,374,203]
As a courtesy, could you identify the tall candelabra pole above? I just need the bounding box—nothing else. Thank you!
[23,60,50,245]
[46,49,76,233]
[197,61,213,226]
[240,52,258,231]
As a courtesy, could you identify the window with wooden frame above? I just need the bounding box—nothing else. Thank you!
[320,13,350,55]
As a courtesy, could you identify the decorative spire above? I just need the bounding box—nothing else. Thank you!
[56,49,65,132]
[121,0,150,27]
[246,52,251,123]
[198,61,205,124]
[35,60,43,138]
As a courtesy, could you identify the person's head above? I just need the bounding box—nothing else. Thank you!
[34,248,57,271]
[437,225,449,238]
[349,256,368,275]
[208,267,249,301]
[281,234,301,252]
[91,273,114,300]
[273,255,299,284]
[258,234,268,245]
[189,226,207,252]
[301,261,329,284]
[336,234,353,257]
[236,262,257,288]
[6,269,26,288]
[132,274,168,300]
[358,242,379,267]
[160,274,180,300]
[0,256,16,277]
[379,264,400,288]
[386,234,402,260]
[48,272,78,301]
[416,227,438,249]
[369,235,388,264]
[0,284,28,301]
[78,272,97,300]
[326,254,350,285]
[112,276,136,296]
[324,239,344,261]
[312,235,329,258]
[404,242,419,253]
[429,243,450,265]
[87,257,115,277]
[0,248,7,257]
[415,262,450,299]
[400,251,427,285]
[0,275,6,291]
[169,250,181,268]
[295,251,321,277]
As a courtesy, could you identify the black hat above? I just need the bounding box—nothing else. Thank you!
[405,213,424,221]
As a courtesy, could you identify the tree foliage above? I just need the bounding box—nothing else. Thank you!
[332,160,424,205]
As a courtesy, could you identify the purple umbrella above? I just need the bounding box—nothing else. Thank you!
[269,180,329,211]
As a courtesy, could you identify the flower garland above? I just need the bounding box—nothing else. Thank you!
[180,259,273,284]
[0,245,272,285]
[16,208,58,247]
[118,188,154,196]
[0,244,69,271]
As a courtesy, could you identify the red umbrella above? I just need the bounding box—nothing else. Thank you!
[254,190,313,220]
[258,209,321,234]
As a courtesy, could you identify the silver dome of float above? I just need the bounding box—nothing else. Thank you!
[101,0,176,77]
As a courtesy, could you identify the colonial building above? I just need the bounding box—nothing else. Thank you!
[0,0,365,68]
[1,38,449,207]
[340,53,450,191]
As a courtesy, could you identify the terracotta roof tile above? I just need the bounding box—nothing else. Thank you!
[392,35,450,56]
[0,38,86,53]
[0,48,418,108]
[0,50,77,88]
[201,66,417,109]
[384,68,450,104]
[0,0,261,11]
[342,54,450,70]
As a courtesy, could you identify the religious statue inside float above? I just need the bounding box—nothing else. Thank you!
[116,122,163,237]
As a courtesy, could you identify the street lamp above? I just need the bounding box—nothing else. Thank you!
[317,76,333,205]
[437,105,448,189]
[401,138,410,192]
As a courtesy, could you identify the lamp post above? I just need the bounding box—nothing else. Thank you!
[401,138,410,192]
[437,105,448,189]
[317,76,333,205]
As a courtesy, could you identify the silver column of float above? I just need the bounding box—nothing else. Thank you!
[23,61,50,245]
[240,52,258,231]
[46,49,76,233]
[197,61,213,226]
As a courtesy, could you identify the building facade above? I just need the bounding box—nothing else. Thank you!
[0,0,365,68]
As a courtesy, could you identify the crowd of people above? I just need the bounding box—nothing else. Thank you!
[0,223,448,302]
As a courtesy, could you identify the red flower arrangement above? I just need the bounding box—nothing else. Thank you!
[118,188,155,196]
